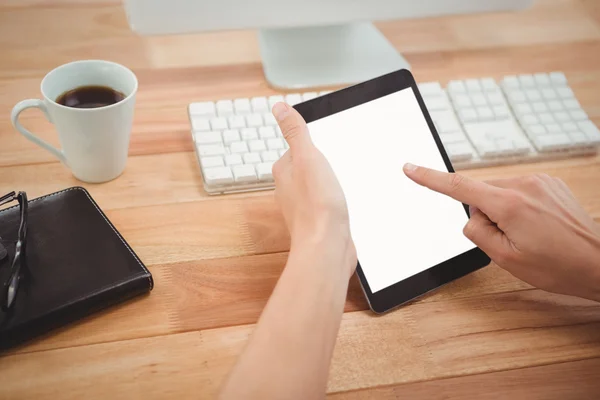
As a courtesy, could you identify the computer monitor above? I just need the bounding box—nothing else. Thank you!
[124,0,533,90]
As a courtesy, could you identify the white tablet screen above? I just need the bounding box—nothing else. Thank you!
[307,88,476,293]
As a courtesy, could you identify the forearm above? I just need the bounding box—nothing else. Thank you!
[219,232,354,400]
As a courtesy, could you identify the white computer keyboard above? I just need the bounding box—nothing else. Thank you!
[188,72,600,195]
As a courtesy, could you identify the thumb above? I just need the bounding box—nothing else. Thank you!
[463,206,510,262]
[272,102,313,153]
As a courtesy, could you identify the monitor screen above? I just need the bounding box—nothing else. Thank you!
[307,88,476,293]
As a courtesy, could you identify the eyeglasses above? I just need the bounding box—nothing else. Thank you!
[0,191,28,311]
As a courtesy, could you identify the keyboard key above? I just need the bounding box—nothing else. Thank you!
[514,103,533,115]
[241,128,259,140]
[465,79,481,92]
[569,110,588,121]
[424,96,448,111]
[446,143,474,162]
[546,124,561,133]
[249,139,267,152]
[547,100,564,112]
[563,98,581,110]
[285,94,303,106]
[210,117,228,131]
[436,117,461,133]
[216,100,234,117]
[569,131,589,146]
[534,73,551,86]
[533,134,572,152]
[191,117,211,132]
[486,92,505,105]
[228,115,246,129]
[195,131,222,144]
[259,126,277,139]
[458,123,517,151]
[521,114,539,126]
[562,122,578,132]
[542,88,557,100]
[555,112,571,122]
[539,113,555,124]
[251,97,269,113]
[532,102,548,113]
[525,89,542,101]
[246,114,264,128]
[513,138,532,152]
[261,151,280,162]
[257,162,275,181]
[458,108,477,122]
[200,156,224,169]
[519,74,535,87]
[471,93,487,106]
[233,165,257,183]
[578,121,600,144]
[480,78,497,91]
[268,95,285,109]
[496,139,515,153]
[476,107,494,120]
[263,113,278,126]
[493,105,510,119]
[527,125,546,137]
[223,129,241,144]
[502,75,519,89]
[267,138,285,150]
[278,149,287,158]
[233,98,252,115]
[230,141,249,154]
[225,154,243,166]
[197,143,226,156]
[557,87,575,99]
[243,152,262,164]
[447,80,466,93]
[189,102,216,117]
[507,90,527,103]
[453,94,472,108]
[302,92,318,101]
[549,71,568,85]
[418,82,443,96]
[474,140,499,158]
[204,166,234,185]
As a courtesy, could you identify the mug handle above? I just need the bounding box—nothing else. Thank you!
[11,99,68,165]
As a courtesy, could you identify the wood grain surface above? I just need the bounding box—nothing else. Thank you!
[1,0,600,398]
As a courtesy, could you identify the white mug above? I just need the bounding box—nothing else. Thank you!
[11,60,138,183]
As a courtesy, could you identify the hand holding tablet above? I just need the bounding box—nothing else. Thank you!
[294,69,490,313]
[271,102,357,279]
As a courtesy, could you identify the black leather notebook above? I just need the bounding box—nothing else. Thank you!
[0,187,153,350]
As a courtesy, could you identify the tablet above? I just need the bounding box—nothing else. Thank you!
[294,69,490,314]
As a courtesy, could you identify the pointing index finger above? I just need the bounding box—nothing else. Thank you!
[403,163,504,214]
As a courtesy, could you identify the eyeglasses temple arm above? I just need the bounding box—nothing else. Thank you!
[0,192,17,206]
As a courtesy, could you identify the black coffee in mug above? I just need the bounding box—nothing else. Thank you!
[56,85,125,109]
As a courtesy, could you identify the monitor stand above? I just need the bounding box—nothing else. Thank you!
[258,22,410,90]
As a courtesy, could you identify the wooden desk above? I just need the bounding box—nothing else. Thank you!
[1,0,600,398]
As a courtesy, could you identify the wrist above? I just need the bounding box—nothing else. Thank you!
[290,224,356,279]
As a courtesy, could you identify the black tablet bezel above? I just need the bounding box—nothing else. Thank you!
[294,69,491,314]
